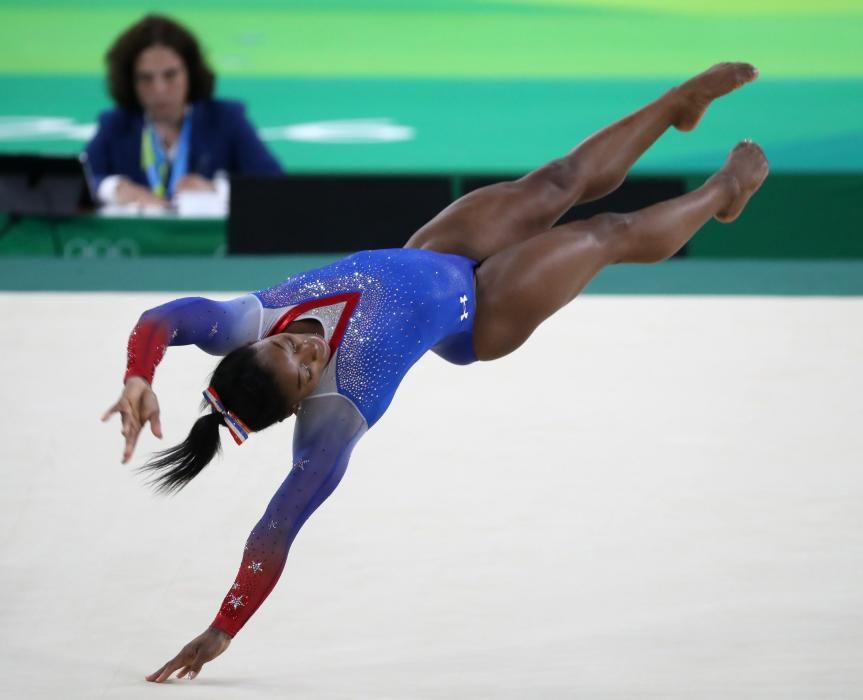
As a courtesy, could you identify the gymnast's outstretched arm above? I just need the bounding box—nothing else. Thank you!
[147,395,367,682]
[103,294,263,462]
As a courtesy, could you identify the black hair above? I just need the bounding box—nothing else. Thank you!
[105,14,216,111]
[139,343,290,494]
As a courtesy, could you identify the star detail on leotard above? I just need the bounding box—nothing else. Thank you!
[293,458,310,471]
[231,581,240,591]
[209,322,219,337]
[268,519,279,530]
[248,560,264,574]
[227,593,245,609]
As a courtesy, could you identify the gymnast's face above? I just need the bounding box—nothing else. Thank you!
[134,44,189,123]
[255,332,331,412]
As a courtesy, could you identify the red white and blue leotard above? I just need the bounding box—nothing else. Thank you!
[124,248,477,636]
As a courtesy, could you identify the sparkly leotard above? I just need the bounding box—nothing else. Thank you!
[124,248,477,636]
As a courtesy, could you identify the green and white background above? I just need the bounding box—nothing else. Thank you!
[2,0,862,174]
[1,0,862,263]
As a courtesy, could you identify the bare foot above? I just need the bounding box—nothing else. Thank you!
[671,62,759,132]
[711,140,769,223]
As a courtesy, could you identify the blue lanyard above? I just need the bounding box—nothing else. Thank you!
[144,110,192,198]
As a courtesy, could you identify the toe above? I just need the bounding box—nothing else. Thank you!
[738,62,759,82]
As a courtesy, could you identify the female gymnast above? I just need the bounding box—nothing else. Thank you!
[103,62,768,682]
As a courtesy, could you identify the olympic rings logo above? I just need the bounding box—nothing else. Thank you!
[63,237,141,258]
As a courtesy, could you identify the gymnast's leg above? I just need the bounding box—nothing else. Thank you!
[406,62,758,263]
[471,140,768,360]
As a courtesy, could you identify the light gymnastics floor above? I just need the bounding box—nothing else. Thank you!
[1,293,861,699]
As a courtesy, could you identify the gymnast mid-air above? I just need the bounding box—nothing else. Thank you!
[103,63,768,682]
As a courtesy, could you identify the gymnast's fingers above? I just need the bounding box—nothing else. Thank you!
[145,661,169,682]
[121,417,142,464]
[151,653,186,683]
[188,659,204,679]
[146,406,163,440]
[103,394,133,423]
[100,402,119,423]
[175,663,200,680]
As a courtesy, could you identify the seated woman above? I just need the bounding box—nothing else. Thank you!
[84,14,282,210]
[103,63,767,682]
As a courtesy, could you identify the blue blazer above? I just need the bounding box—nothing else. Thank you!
[84,98,283,190]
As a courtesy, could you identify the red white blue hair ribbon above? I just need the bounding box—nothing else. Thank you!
[203,387,251,446]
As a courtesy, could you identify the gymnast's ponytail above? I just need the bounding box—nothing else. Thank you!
[139,412,224,494]
[139,343,290,494]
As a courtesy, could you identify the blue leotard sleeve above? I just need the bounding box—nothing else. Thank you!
[211,395,367,637]
[124,295,262,384]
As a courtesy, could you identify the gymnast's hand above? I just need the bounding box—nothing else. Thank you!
[146,627,231,683]
[101,376,163,463]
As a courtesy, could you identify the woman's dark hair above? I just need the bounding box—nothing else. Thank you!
[139,343,290,494]
[105,14,216,110]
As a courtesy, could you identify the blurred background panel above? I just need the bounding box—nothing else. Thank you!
[0,0,860,173]
[0,0,860,261]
